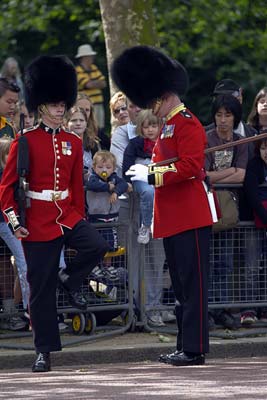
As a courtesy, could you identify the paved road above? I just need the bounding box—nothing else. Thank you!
[1,357,267,399]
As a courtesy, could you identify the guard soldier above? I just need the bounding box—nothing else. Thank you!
[0,55,109,372]
[112,46,213,366]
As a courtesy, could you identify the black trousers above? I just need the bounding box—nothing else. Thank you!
[23,220,109,353]
[163,226,211,354]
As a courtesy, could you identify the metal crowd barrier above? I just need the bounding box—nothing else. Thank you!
[57,221,134,341]
[2,184,267,345]
[0,220,135,349]
[137,184,267,337]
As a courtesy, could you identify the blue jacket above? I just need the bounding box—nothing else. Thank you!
[86,171,128,219]
[122,136,152,182]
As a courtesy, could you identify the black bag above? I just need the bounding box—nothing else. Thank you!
[212,190,239,232]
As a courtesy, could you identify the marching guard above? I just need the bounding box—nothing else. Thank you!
[0,55,109,372]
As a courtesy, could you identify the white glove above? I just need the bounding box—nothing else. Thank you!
[125,164,148,182]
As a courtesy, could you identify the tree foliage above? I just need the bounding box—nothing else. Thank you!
[1,0,267,122]
[0,0,104,64]
[154,0,267,122]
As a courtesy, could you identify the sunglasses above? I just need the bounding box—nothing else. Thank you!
[113,106,127,115]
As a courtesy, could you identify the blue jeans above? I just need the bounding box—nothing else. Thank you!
[144,238,165,308]
[0,222,30,308]
[133,180,154,227]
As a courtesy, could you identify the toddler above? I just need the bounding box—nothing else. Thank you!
[86,150,128,280]
[122,109,162,244]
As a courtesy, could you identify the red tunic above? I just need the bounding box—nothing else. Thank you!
[0,125,85,241]
[150,106,213,238]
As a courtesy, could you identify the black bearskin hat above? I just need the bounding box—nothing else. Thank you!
[111,46,188,108]
[24,55,77,112]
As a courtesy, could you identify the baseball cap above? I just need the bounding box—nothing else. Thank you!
[213,79,241,97]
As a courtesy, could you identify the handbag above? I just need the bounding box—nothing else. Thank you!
[212,190,239,232]
[254,200,267,228]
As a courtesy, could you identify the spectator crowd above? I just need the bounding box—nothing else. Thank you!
[0,44,267,336]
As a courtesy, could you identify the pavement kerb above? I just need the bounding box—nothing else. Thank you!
[1,332,267,370]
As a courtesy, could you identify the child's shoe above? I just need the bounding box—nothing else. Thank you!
[137,225,150,244]
[147,311,165,327]
[241,311,257,326]
[0,316,27,331]
[104,266,119,282]
[90,265,105,280]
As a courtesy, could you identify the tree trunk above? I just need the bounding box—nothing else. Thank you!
[99,0,158,96]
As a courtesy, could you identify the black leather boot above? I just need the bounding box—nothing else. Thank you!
[32,352,51,372]
[164,351,205,366]
[159,349,182,364]
[58,271,87,311]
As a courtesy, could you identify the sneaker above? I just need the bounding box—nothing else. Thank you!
[241,311,257,325]
[137,225,150,244]
[0,316,27,331]
[103,266,119,282]
[58,322,69,331]
[161,310,176,323]
[147,312,166,327]
[90,265,105,280]
[215,310,238,330]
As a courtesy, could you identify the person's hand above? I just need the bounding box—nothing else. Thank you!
[83,170,90,182]
[14,227,29,239]
[125,164,148,182]
[109,182,115,191]
[109,192,118,204]
[127,183,133,193]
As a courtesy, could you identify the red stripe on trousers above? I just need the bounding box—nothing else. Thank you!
[195,229,203,354]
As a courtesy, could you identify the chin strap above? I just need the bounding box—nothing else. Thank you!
[38,104,65,124]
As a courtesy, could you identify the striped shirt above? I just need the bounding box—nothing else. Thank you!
[76,64,105,105]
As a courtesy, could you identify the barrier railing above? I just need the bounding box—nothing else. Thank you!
[137,184,267,335]
[1,186,267,344]
[0,220,135,348]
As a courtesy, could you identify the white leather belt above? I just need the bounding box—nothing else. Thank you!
[26,189,69,201]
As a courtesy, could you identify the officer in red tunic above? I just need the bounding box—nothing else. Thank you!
[0,55,109,372]
[112,46,213,366]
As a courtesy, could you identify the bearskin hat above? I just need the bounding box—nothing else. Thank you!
[24,55,77,112]
[111,46,188,108]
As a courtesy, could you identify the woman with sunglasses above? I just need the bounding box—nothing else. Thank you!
[110,91,130,129]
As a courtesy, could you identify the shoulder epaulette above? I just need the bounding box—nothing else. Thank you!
[64,129,81,139]
[22,124,39,134]
[179,109,192,119]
